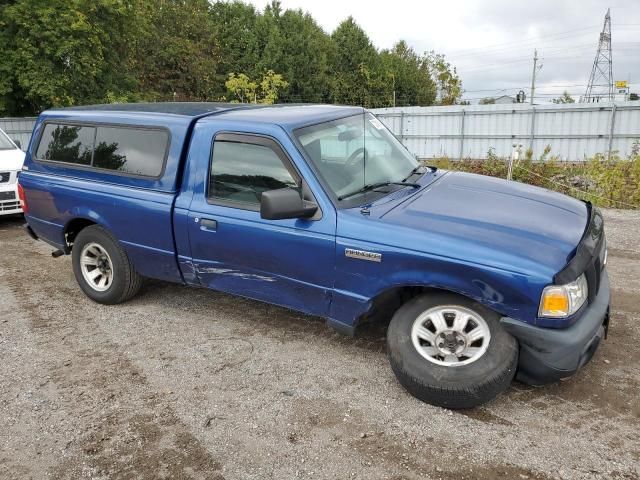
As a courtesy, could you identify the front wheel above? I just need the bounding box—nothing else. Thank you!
[72,225,142,304]
[387,292,518,409]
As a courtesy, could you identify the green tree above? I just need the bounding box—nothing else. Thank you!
[479,97,496,104]
[552,91,575,104]
[424,52,463,105]
[226,71,288,104]
[132,0,219,101]
[329,17,385,107]
[255,3,333,103]
[380,41,436,107]
[0,0,464,113]
[210,1,261,87]
[0,0,138,115]
[259,70,289,104]
[225,73,258,103]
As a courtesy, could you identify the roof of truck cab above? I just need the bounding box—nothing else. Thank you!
[47,102,364,128]
[209,104,364,129]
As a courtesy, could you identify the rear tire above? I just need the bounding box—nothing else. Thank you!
[72,225,142,304]
[387,292,518,409]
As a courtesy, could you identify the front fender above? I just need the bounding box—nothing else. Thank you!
[329,243,545,330]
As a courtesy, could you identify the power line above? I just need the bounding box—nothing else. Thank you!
[461,82,635,93]
[456,48,637,72]
[457,50,638,74]
[444,26,600,59]
[449,36,596,61]
[445,24,639,60]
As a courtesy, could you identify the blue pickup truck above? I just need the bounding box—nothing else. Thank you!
[19,103,610,408]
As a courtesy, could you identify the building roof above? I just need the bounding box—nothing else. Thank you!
[494,95,516,103]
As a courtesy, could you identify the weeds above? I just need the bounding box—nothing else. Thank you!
[428,148,640,209]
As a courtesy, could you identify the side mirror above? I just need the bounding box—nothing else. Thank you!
[14,140,21,149]
[260,188,318,220]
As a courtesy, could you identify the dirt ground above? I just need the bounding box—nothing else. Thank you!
[0,210,638,480]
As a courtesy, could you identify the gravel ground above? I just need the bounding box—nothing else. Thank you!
[0,210,638,480]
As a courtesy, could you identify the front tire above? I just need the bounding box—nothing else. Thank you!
[72,225,142,304]
[387,292,518,409]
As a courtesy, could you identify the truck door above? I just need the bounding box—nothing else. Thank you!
[185,131,336,318]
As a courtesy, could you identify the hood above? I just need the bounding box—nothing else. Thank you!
[378,171,588,277]
[0,148,26,172]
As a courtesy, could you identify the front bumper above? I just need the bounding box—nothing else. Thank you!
[0,173,22,215]
[500,269,610,385]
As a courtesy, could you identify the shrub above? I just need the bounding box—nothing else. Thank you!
[427,151,640,209]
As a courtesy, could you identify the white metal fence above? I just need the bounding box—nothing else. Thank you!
[0,117,36,150]
[372,101,640,161]
[4,101,640,161]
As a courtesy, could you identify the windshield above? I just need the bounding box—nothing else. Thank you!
[0,129,16,150]
[295,113,418,203]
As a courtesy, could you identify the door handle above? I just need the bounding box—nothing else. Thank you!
[199,218,217,232]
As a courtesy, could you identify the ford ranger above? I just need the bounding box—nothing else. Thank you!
[19,103,610,408]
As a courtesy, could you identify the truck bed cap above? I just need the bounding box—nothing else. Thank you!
[51,102,245,117]
[48,102,363,128]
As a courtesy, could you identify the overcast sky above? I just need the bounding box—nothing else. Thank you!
[247,0,640,103]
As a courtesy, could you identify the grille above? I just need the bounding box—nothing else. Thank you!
[0,172,10,183]
[0,191,16,201]
[0,201,20,211]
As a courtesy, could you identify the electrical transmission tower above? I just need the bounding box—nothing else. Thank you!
[581,9,613,103]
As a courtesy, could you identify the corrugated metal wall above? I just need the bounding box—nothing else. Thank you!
[373,101,640,161]
[0,117,36,151]
[4,101,640,160]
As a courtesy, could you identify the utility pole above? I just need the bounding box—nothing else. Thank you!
[391,74,396,108]
[530,49,539,105]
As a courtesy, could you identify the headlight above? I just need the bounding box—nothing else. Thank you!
[539,273,588,318]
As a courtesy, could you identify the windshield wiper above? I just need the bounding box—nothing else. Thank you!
[338,181,420,201]
[402,164,436,182]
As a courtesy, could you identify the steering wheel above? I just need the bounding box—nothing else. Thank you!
[345,147,368,169]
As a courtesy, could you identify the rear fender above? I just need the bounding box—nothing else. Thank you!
[63,209,113,250]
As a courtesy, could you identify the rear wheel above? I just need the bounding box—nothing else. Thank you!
[387,292,518,409]
[72,225,142,304]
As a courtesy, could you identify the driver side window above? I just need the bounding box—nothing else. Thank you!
[209,137,298,206]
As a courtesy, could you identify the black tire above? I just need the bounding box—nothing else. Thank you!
[71,225,142,304]
[387,292,518,409]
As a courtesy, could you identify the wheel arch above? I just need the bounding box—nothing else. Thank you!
[63,217,99,253]
[61,205,119,252]
[353,283,504,332]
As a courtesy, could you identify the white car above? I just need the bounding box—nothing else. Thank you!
[0,127,25,216]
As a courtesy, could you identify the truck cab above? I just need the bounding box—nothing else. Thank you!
[19,103,610,408]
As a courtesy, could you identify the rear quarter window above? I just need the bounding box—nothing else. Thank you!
[36,124,95,165]
[93,126,168,177]
[35,122,169,177]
